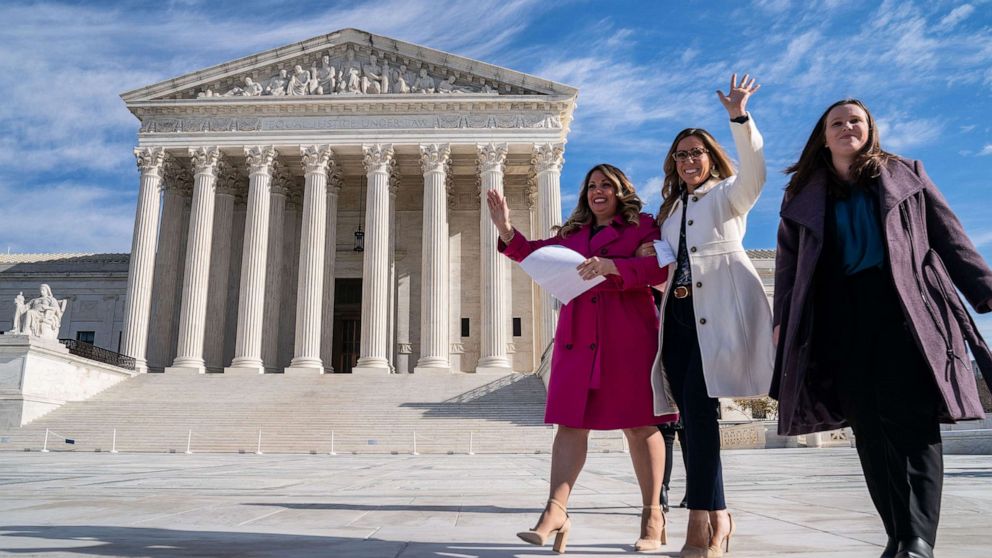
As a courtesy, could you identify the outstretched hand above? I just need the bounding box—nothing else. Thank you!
[717,73,760,119]
[486,189,513,236]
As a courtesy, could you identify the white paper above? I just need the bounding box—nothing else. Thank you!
[519,245,605,304]
[653,240,677,268]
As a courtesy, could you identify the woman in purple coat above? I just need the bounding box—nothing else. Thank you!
[772,99,992,558]
[488,164,677,553]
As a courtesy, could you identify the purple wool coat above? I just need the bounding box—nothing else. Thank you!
[499,213,677,429]
[771,158,992,435]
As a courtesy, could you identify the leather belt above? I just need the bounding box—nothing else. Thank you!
[673,285,692,299]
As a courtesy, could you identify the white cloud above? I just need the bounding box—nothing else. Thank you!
[876,117,944,152]
[937,4,975,31]
[979,144,992,156]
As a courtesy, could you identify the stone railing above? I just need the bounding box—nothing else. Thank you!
[59,339,136,371]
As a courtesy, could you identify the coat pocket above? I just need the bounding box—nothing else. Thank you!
[921,249,969,369]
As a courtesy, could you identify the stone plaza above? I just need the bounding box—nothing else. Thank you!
[1,449,991,557]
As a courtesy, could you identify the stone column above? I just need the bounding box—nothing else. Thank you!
[167,146,222,375]
[353,144,395,374]
[147,159,191,371]
[387,169,399,372]
[227,146,277,375]
[476,143,512,374]
[261,163,290,372]
[287,145,333,374]
[320,167,343,373]
[203,162,238,372]
[533,143,565,355]
[120,147,165,373]
[415,144,451,374]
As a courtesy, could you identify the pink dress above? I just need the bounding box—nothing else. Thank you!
[500,213,678,429]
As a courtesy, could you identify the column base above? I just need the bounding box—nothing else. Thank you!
[475,365,513,375]
[224,366,266,376]
[164,366,206,375]
[414,365,452,375]
[284,366,325,376]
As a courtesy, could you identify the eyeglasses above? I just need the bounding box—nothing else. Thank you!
[672,147,709,162]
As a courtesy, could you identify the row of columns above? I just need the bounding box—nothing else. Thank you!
[121,142,564,375]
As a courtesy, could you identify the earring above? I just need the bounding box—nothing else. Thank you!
[710,167,720,178]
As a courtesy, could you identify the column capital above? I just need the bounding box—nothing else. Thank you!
[134,147,166,175]
[215,160,242,197]
[419,143,451,175]
[300,145,334,175]
[362,144,395,174]
[328,165,344,194]
[244,146,277,176]
[527,175,538,209]
[532,142,565,174]
[162,155,193,194]
[271,161,294,197]
[188,146,222,176]
[477,143,508,174]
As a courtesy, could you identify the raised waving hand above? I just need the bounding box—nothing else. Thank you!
[717,73,760,119]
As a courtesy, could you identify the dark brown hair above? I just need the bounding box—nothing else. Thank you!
[556,163,643,238]
[785,98,894,196]
[656,128,736,227]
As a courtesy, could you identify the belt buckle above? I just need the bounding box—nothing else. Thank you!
[674,286,689,299]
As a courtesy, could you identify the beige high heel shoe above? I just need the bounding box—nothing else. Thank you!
[633,504,667,551]
[516,498,572,554]
[679,520,713,558]
[700,512,735,557]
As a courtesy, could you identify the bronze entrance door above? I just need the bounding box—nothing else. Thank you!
[332,278,362,373]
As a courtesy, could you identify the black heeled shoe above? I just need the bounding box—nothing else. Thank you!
[880,536,898,558]
[895,537,933,558]
[661,486,670,513]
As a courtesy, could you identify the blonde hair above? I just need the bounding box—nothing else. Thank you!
[556,163,643,238]
[656,128,736,227]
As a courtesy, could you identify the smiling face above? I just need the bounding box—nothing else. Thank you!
[585,170,619,222]
[824,103,870,161]
[674,135,712,189]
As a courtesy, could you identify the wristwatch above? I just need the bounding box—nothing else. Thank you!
[730,114,750,124]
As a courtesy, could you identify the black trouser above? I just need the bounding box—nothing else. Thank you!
[826,267,943,547]
[658,423,688,492]
[662,294,725,511]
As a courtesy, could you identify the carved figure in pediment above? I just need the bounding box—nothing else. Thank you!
[412,68,435,93]
[342,49,361,93]
[393,64,411,94]
[265,69,289,96]
[288,65,310,96]
[223,76,262,97]
[361,55,383,94]
[315,55,336,95]
[10,285,68,340]
[380,60,391,95]
[196,89,215,98]
[437,75,456,93]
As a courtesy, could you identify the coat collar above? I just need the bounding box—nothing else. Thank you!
[779,158,926,237]
[689,177,722,197]
[588,214,624,253]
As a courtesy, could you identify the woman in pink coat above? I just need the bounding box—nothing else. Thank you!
[488,163,677,553]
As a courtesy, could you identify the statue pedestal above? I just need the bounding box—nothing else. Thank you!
[0,335,135,429]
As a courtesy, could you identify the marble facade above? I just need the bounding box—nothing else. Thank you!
[117,29,578,375]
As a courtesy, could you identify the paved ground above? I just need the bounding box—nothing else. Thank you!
[0,448,990,557]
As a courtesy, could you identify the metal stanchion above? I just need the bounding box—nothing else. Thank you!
[41,429,50,453]
[329,431,337,455]
[185,430,193,455]
[111,429,119,454]
[412,431,419,456]
[255,428,263,455]
[468,432,475,455]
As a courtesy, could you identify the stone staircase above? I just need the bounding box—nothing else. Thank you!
[0,372,630,454]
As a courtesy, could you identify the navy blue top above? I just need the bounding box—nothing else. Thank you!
[831,182,885,275]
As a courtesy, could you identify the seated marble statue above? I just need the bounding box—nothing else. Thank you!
[379,60,391,95]
[412,69,435,93]
[393,65,411,94]
[10,285,67,340]
[265,69,289,96]
[361,56,383,94]
[437,75,457,93]
[315,56,336,94]
[288,65,310,96]
[223,76,262,97]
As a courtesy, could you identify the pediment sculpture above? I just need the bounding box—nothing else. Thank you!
[197,46,511,99]
[8,284,68,341]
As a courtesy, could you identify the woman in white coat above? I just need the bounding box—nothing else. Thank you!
[641,74,774,558]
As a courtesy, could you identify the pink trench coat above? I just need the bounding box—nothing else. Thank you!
[499,213,678,429]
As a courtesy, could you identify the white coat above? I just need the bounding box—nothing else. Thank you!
[651,115,775,416]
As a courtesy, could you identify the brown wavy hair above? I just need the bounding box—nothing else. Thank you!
[555,163,643,238]
[785,98,894,196]
[656,128,736,227]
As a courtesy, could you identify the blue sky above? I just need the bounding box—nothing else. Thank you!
[1,0,990,332]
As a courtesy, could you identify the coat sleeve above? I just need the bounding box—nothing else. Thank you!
[773,204,799,328]
[613,217,671,289]
[725,113,768,217]
[497,227,562,262]
[915,160,992,313]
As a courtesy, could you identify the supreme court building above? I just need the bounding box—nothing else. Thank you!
[117,28,577,376]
